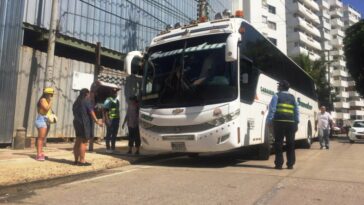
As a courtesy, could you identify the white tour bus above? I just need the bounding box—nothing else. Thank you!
[125,11,318,159]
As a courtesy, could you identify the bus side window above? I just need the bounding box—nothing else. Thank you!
[240,59,260,104]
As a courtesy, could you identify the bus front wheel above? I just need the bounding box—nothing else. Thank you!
[258,126,272,160]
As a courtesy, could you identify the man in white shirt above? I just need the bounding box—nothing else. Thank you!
[315,106,334,149]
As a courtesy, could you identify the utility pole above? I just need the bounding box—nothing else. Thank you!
[44,0,58,88]
[94,42,101,82]
[324,49,333,111]
[197,0,208,19]
[89,42,101,152]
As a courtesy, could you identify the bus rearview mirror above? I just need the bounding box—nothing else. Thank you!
[225,33,240,62]
[124,51,143,75]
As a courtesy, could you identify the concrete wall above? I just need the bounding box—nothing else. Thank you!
[14,46,128,139]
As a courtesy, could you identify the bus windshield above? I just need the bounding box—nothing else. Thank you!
[141,34,238,108]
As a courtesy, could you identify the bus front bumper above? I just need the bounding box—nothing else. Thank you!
[139,119,240,153]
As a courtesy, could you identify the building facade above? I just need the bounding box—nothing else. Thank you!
[241,0,288,54]
[341,4,363,122]
[286,0,322,61]
[285,0,362,125]
[0,0,232,143]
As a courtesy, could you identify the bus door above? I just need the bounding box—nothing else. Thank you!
[239,56,264,146]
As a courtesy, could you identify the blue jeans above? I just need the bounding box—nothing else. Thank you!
[105,118,120,150]
[319,128,330,148]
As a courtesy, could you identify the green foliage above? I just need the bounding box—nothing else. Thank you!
[344,20,364,97]
[292,54,333,110]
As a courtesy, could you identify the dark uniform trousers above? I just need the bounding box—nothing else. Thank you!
[273,121,296,167]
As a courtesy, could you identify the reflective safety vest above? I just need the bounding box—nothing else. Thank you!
[273,92,296,123]
[107,97,120,119]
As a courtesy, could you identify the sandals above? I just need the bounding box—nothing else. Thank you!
[35,155,45,161]
[77,162,92,166]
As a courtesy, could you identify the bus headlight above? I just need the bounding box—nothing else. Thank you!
[140,120,155,129]
[207,109,240,126]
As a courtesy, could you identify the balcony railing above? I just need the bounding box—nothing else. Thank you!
[331,0,343,8]
[332,59,346,68]
[349,110,364,116]
[330,8,343,18]
[332,79,349,87]
[294,3,321,25]
[331,28,345,37]
[332,69,348,77]
[296,17,321,37]
[348,80,356,87]
[348,14,359,24]
[331,49,344,56]
[288,32,322,50]
[350,101,364,107]
[337,91,350,98]
[331,18,344,27]
[321,19,331,29]
[334,102,350,108]
[348,91,359,97]
[320,0,330,9]
[335,112,350,120]
[331,38,343,48]
[301,0,320,12]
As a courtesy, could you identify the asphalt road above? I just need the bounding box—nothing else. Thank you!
[3,139,364,205]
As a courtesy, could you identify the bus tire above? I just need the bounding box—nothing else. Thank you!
[258,126,272,160]
[300,122,312,149]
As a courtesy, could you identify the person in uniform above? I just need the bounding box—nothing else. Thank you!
[267,80,300,170]
[103,88,121,153]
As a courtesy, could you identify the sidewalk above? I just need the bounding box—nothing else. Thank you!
[0,140,169,188]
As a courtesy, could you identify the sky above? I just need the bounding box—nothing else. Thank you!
[342,0,364,18]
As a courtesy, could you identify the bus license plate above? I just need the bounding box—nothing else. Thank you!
[171,142,186,152]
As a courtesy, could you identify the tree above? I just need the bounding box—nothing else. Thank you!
[292,54,333,110]
[344,20,364,96]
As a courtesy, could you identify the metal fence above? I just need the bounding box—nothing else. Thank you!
[0,0,24,143]
[15,46,128,139]
[23,0,232,53]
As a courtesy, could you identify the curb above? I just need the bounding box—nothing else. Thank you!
[0,152,182,201]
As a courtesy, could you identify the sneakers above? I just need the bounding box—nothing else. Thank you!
[274,166,282,170]
[287,166,294,170]
[35,155,45,161]
[106,149,113,154]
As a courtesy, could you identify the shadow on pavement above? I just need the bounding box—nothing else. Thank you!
[232,164,275,170]
[136,147,266,169]
[45,157,76,165]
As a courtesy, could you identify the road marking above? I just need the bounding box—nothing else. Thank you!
[66,166,151,186]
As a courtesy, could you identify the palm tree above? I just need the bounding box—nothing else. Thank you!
[292,54,333,110]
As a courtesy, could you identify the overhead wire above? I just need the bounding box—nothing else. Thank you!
[78,0,162,31]
[143,0,192,23]
[124,0,169,26]
[163,0,194,21]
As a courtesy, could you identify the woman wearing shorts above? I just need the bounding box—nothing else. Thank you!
[35,87,54,161]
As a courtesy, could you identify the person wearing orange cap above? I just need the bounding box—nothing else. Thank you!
[34,87,54,161]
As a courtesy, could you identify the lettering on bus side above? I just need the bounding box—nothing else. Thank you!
[260,87,275,96]
[297,97,313,110]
